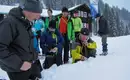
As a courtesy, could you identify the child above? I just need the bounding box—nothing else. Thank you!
[32,18,45,53]
[71,10,83,38]
[40,20,64,69]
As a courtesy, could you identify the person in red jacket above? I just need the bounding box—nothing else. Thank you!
[59,7,69,64]
[59,7,68,35]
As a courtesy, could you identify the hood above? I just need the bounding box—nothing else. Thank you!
[8,7,32,30]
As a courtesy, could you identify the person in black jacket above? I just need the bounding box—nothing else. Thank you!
[0,0,42,80]
[40,20,64,69]
[95,13,109,56]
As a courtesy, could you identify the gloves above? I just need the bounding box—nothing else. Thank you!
[82,41,88,46]
[50,47,58,53]
[81,56,87,61]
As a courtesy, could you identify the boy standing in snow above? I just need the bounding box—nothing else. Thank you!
[71,10,83,38]
[71,28,97,63]
[32,18,45,54]
[59,7,75,64]
[95,13,109,56]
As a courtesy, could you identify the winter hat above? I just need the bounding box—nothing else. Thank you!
[23,0,42,13]
[62,7,68,12]
[81,28,89,35]
[49,20,56,29]
[48,8,53,13]
[73,10,78,13]
[95,13,101,18]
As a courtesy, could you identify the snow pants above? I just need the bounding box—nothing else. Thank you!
[101,35,108,52]
[43,53,62,69]
[63,34,70,63]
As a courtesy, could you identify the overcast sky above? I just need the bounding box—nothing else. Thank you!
[103,0,130,11]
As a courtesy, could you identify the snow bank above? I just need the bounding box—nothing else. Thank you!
[0,35,130,80]
[41,35,130,80]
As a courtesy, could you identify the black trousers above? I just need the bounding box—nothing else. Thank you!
[101,35,108,52]
[75,32,80,38]
[7,60,42,80]
[63,34,70,63]
[43,53,62,69]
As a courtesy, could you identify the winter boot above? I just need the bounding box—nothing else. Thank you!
[100,52,108,56]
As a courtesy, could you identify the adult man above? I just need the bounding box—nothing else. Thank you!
[95,13,109,56]
[0,0,42,80]
[71,28,97,63]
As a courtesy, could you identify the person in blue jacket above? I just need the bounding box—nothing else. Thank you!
[32,18,45,53]
[40,20,64,69]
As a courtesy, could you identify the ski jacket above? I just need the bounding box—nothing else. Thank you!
[71,17,83,32]
[98,16,109,35]
[40,29,64,54]
[71,37,97,63]
[0,7,37,72]
[59,16,75,40]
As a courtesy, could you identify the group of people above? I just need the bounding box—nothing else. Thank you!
[33,7,97,67]
[0,0,109,80]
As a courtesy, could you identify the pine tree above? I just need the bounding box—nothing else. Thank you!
[126,22,130,35]
[125,25,129,35]
[115,10,120,36]
[100,2,128,37]
[98,0,105,15]
[103,4,116,36]
[120,21,125,36]
[111,8,119,36]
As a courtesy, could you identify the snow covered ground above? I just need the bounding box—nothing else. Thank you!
[0,35,130,80]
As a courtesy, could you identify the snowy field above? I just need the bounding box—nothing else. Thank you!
[0,35,130,80]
